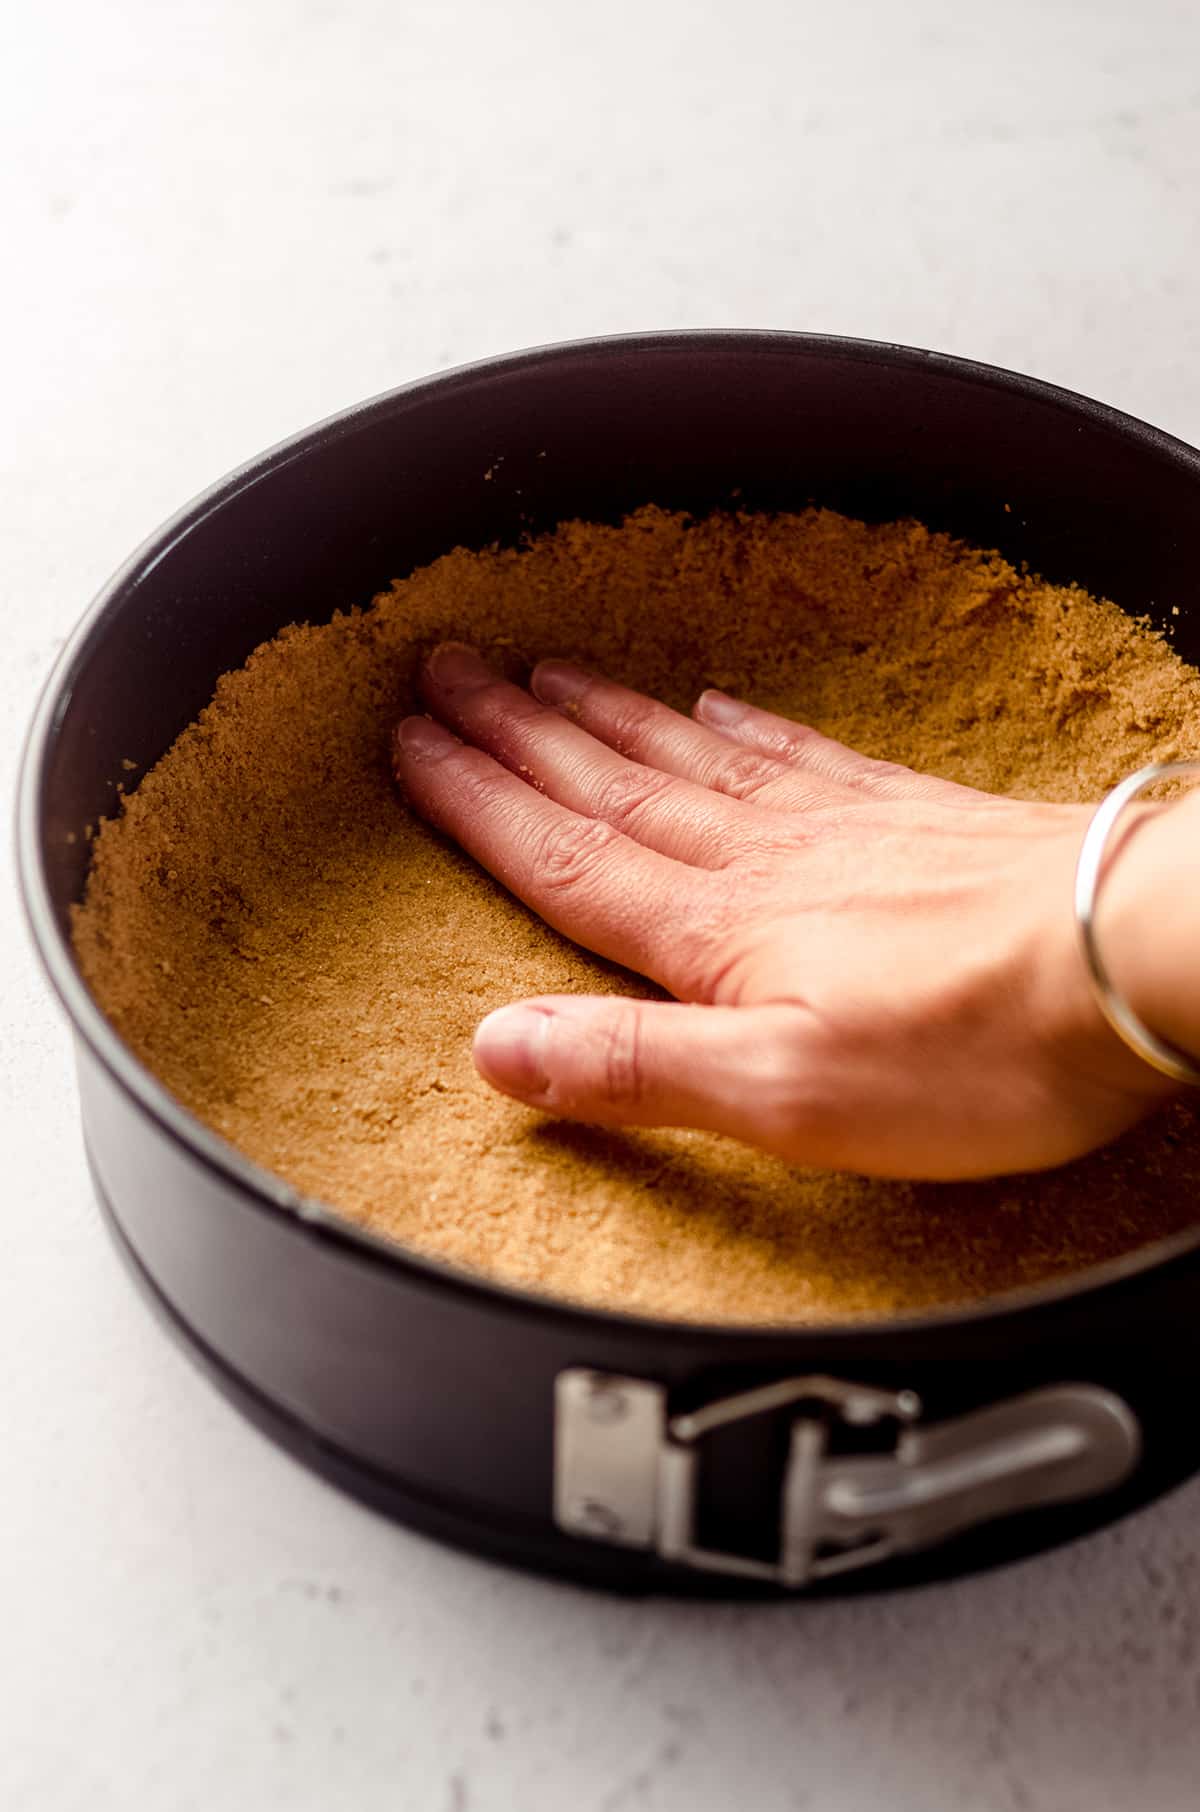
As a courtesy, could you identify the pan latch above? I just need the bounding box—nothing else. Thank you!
[553,1370,1140,1587]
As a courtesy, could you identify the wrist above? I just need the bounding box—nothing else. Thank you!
[1017,803,1181,1104]
[1093,786,1200,1078]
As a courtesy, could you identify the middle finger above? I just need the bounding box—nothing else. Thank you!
[421,644,782,868]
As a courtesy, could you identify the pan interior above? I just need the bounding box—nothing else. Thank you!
[68,499,1200,1326]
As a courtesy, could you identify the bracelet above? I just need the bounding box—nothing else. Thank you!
[1074,759,1200,1088]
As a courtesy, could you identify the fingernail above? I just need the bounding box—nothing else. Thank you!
[427,641,491,689]
[695,688,745,728]
[474,1004,552,1099]
[394,715,459,764]
[531,659,589,708]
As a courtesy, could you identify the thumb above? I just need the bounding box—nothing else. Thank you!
[472,994,811,1149]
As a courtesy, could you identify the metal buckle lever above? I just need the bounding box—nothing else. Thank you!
[554,1370,1141,1588]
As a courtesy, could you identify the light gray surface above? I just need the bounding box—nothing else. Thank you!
[4,2,1200,1807]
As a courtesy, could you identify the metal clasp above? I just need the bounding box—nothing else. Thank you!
[553,1369,1140,1587]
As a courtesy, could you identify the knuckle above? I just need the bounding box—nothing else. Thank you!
[600,1004,645,1107]
[777,722,829,764]
[431,746,488,807]
[535,814,620,892]
[706,745,780,802]
[588,765,674,833]
[454,746,507,800]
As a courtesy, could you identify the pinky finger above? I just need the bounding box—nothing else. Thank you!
[693,689,980,803]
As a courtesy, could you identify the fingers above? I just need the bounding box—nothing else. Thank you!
[392,716,715,997]
[696,689,906,790]
[420,644,770,867]
[531,659,811,806]
[473,993,821,1149]
[530,658,976,810]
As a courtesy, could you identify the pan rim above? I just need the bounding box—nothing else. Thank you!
[18,325,1200,1346]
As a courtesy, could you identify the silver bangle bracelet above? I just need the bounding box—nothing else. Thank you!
[1074,759,1200,1088]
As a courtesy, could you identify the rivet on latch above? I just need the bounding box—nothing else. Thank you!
[584,1380,630,1425]
[841,1387,921,1427]
[572,1498,624,1539]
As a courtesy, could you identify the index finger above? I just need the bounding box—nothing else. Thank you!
[392,714,715,998]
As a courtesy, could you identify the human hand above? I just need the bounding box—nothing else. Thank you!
[392,643,1177,1180]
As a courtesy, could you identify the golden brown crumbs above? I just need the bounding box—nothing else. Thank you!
[72,507,1200,1324]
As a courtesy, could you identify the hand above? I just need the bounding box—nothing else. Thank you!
[392,643,1177,1180]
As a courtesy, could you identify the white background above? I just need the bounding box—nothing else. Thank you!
[4,2,1200,1807]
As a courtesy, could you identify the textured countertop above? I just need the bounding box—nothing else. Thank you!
[4,3,1200,1807]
